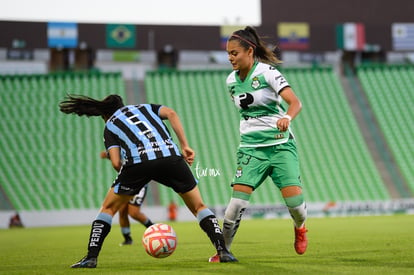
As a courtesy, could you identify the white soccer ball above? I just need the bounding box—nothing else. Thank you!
[142,223,177,258]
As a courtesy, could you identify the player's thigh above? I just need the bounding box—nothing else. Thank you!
[270,141,301,189]
[154,156,197,193]
[232,151,271,190]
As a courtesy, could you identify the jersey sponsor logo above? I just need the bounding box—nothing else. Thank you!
[120,185,132,191]
[275,75,287,86]
[238,93,254,109]
[89,222,104,247]
[137,139,176,155]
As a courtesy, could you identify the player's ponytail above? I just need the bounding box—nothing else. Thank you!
[59,94,124,117]
[229,26,282,66]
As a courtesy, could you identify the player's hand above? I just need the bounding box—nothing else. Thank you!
[100,151,108,159]
[277,117,290,132]
[182,147,195,166]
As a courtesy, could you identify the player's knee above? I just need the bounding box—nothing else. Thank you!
[224,197,249,221]
[284,193,304,208]
[187,202,207,217]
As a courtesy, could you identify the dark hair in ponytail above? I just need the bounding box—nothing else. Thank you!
[229,26,282,65]
[59,94,124,117]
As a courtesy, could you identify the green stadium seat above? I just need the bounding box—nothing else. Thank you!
[357,65,414,193]
[0,72,126,211]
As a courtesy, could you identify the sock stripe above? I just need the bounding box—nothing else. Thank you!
[95,212,113,225]
[196,208,214,222]
[284,194,304,208]
[232,190,251,201]
[121,227,130,234]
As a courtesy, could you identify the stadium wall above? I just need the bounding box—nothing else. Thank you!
[2,199,414,228]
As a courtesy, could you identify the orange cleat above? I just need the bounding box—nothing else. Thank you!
[208,253,220,263]
[208,250,238,262]
[294,226,308,255]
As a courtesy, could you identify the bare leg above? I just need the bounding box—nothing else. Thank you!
[118,203,133,244]
[178,186,207,216]
[99,188,132,216]
[119,203,130,227]
[128,204,152,225]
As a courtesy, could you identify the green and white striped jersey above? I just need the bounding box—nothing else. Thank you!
[227,61,294,147]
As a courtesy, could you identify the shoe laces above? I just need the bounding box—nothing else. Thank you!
[295,228,307,241]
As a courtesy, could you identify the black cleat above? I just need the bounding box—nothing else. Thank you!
[218,250,238,262]
[71,256,97,268]
[120,239,133,246]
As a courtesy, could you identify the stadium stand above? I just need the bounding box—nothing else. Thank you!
[1,66,400,211]
[357,64,414,193]
[145,67,391,207]
[282,67,390,202]
[0,72,125,210]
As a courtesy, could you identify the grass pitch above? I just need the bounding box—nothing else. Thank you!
[0,214,413,274]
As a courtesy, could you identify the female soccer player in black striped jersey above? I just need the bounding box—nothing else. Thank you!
[209,26,308,262]
[59,94,237,268]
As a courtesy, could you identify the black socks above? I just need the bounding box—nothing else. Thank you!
[87,220,111,258]
[199,215,226,252]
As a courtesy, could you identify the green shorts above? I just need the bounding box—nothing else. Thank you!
[232,139,301,190]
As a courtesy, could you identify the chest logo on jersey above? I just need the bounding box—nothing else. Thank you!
[251,76,261,89]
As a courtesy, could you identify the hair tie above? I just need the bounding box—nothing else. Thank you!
[230,34,256,49]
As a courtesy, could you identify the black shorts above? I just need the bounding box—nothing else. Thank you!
[112,156,197,196]
[128,184,148,206]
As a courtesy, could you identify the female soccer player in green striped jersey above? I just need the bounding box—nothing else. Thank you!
[210,26,308,262]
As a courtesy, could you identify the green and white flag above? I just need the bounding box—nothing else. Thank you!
[336,23,365,51]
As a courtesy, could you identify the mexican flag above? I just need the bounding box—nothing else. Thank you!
[336,23,365,51]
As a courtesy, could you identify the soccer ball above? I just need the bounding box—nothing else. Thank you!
[142,223,177,258]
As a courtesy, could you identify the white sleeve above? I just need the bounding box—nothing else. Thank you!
[264,68,290,94]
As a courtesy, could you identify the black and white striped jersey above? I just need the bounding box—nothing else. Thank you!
[104,104,181,165]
